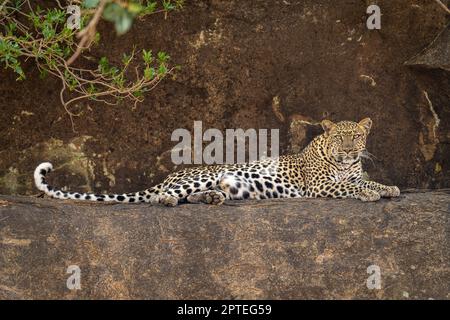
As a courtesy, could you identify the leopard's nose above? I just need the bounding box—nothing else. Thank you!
[342,147,353,154]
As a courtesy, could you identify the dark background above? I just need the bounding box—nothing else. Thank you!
[0,0,449,195]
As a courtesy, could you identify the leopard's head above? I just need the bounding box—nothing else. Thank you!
[321,118,372,165]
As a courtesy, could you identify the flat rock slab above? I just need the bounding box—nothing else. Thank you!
[0,191,448,299]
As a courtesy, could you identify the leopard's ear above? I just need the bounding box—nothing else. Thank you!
[321,119,335,136]
[359,118,372,134]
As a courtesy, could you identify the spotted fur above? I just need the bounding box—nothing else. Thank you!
[34,118,400,206]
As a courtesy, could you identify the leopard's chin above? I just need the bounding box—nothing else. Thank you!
[342,159,352,164]
[335,155,359,165]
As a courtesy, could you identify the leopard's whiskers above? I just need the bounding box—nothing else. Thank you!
[360,149,377,166]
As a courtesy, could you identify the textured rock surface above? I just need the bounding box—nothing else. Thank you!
[405,23,450,71]
[0,0,449,196]
[0,191,448,299]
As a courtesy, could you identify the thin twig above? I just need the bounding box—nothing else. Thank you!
[0,0,8,13]
[66,0,107,65]
[434,0,450,14]
[1,0,179,132]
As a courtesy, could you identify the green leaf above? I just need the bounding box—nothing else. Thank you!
[98,56,110,73]
[108,66,119,76]
[6,23,17,36]
[39,69,48,79]
[122,53,132,65]
[14,64,26,80]
[144,66,155,80]
[132,90,143,98]
[82,0,100,9]
[142,1,157,14]
[94,32,101,44]
[142,49,153,64]
[128,3,143,14]
[42,23,56,39]
[162,0,175,11]
[115,12,133,35]
[102,3,134,35]
[113,74,125,87]
[102,3,123,22]
[157,51,169,63]
[87,83,97,94]
[158,64,167,75]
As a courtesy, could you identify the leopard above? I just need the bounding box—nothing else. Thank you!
[34,118,400,207]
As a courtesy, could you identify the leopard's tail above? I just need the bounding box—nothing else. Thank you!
[34,162,161,203]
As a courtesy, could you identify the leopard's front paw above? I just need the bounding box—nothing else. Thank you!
[379,186,400,198]
[205,191,226,205]
[186,190,225,205]
[358,189,381,202]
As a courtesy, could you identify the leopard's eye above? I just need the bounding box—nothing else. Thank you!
[354,134,362,139]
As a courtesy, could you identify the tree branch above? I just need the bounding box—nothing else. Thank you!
[434,0,450,14]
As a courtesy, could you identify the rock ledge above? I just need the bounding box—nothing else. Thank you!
[0,191,448,299]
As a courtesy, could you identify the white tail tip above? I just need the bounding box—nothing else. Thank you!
[34,162,53,191]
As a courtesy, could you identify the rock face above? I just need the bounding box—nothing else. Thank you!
[0,191,448,299]
[0,0,449,196]
[405,24,450,72]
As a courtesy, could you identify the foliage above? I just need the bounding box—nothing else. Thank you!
[0,0,183,129]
